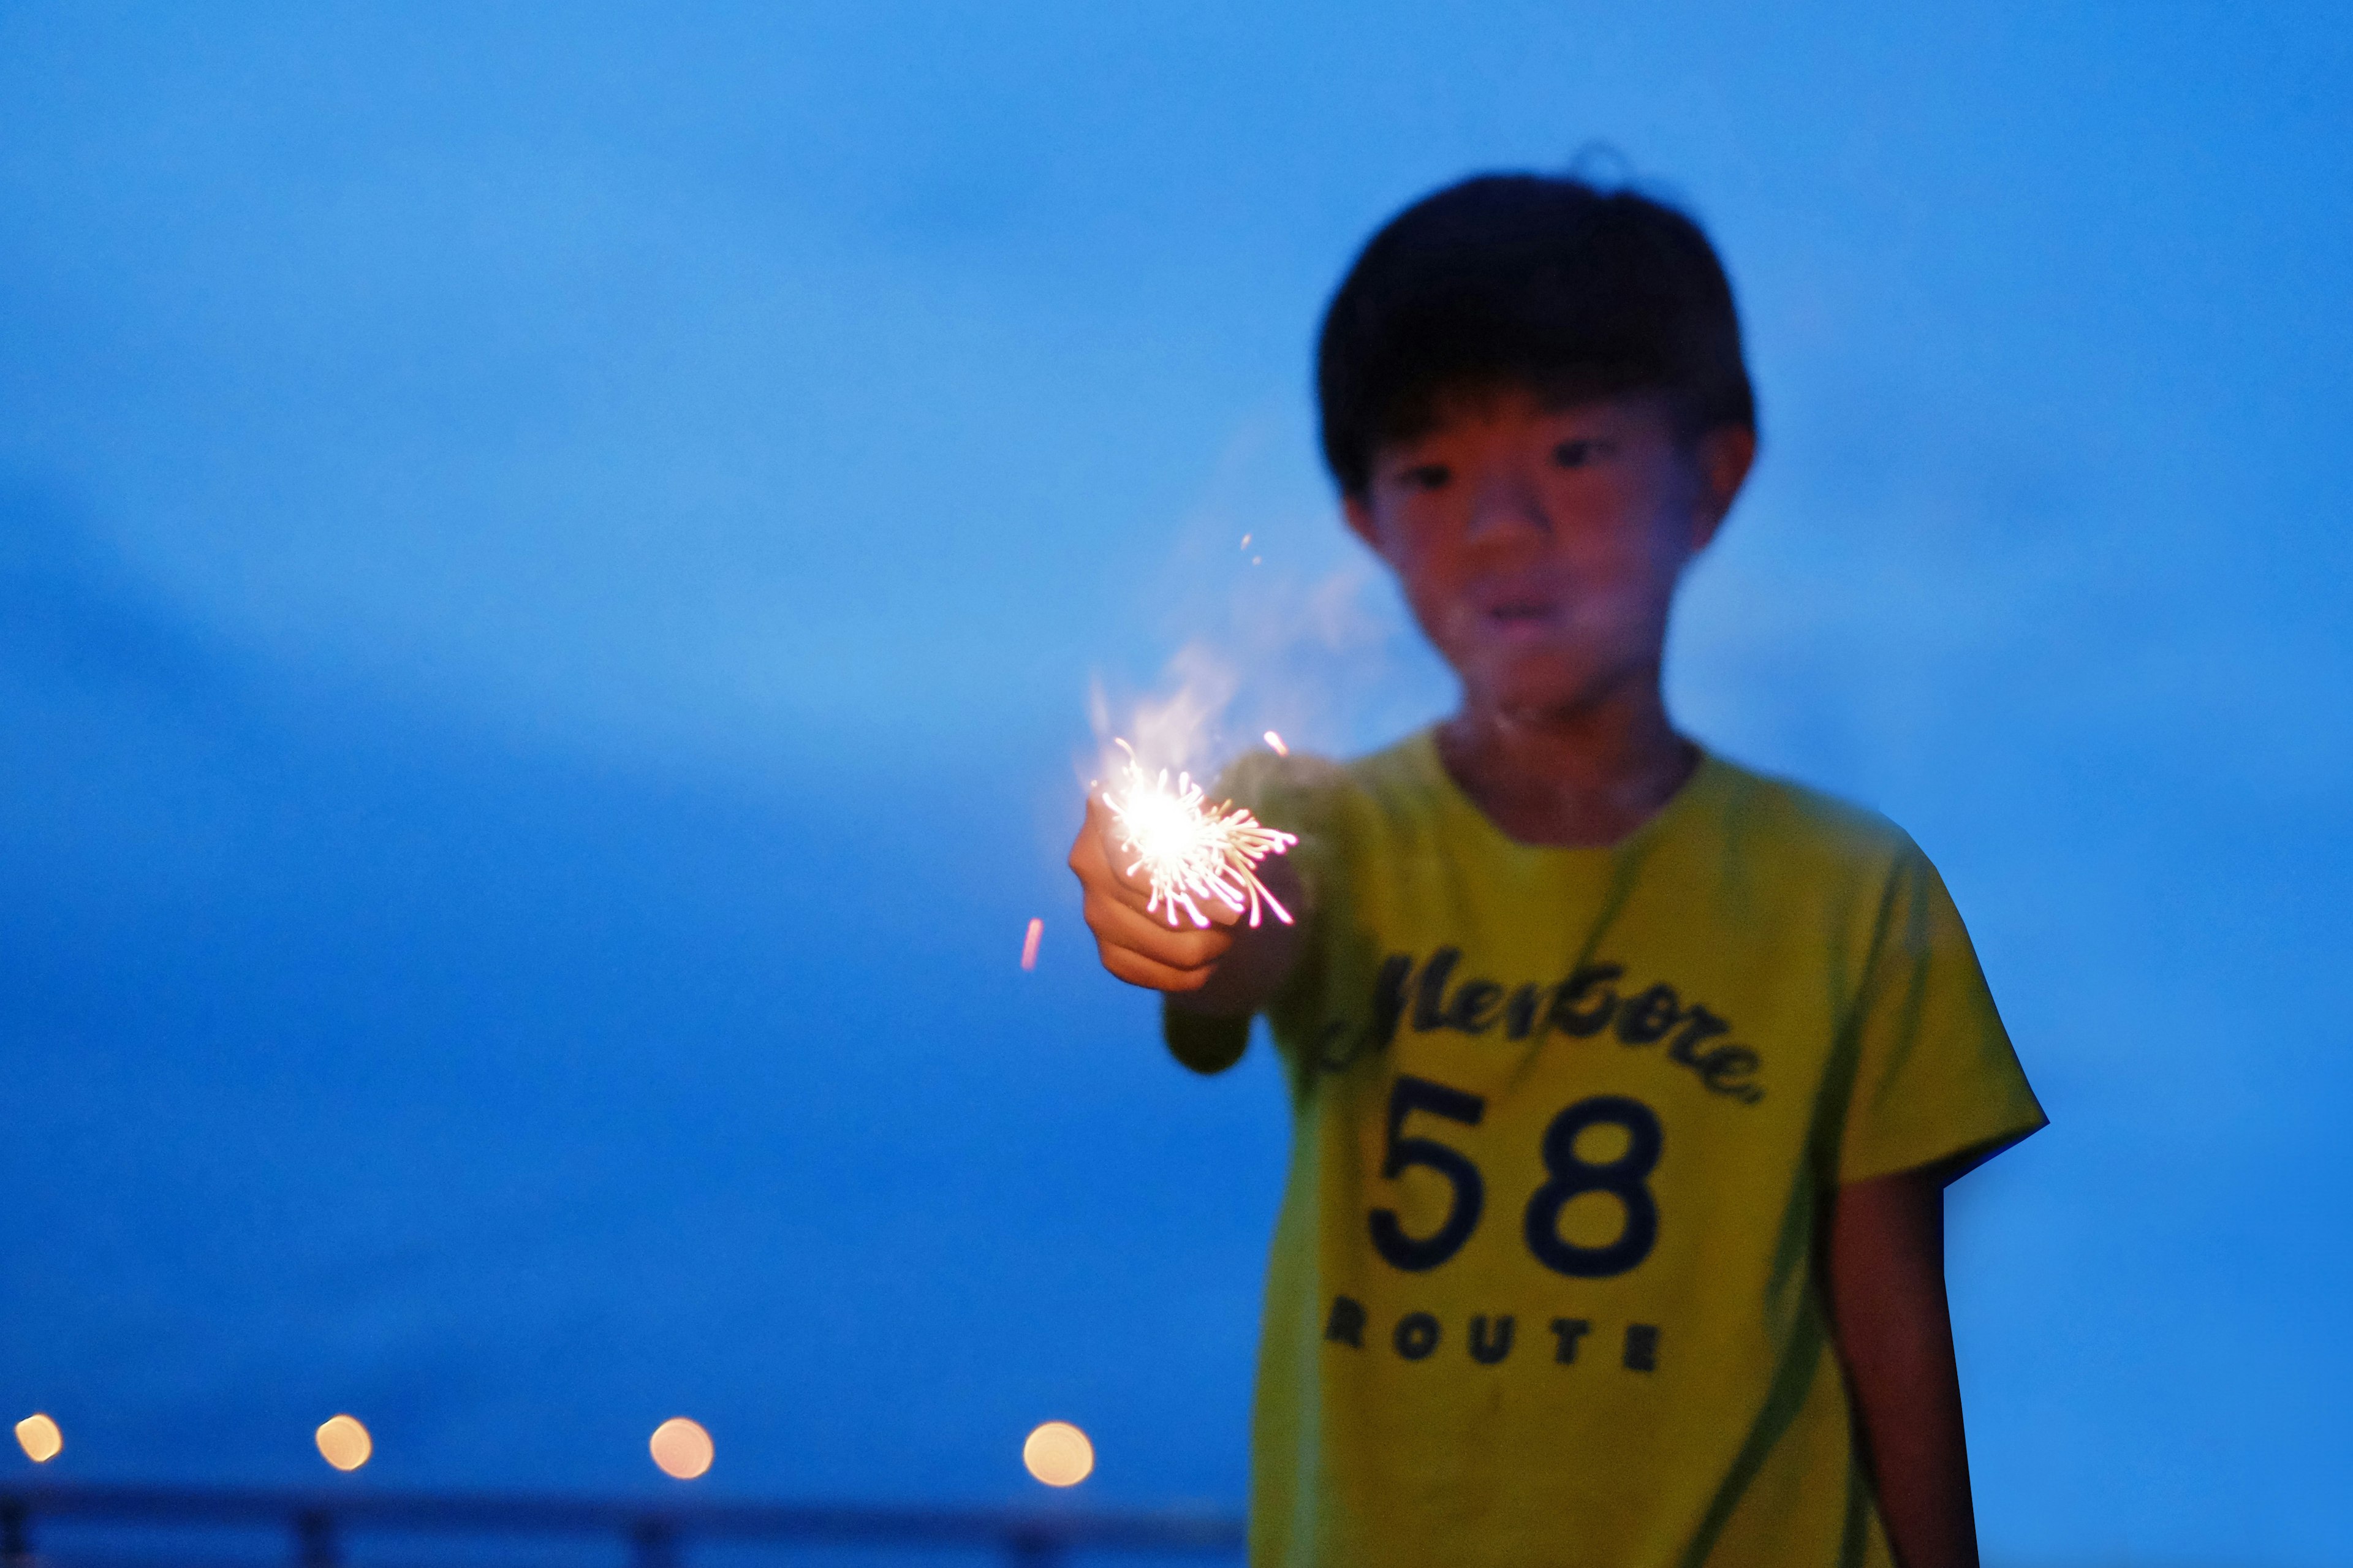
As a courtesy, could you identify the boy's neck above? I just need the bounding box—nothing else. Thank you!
[1436,680,1699,849]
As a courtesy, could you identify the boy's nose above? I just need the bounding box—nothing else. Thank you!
[1465,470,1550,542]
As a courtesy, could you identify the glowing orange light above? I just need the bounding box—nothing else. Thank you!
[1020,917,1043,971]
[315,1415,371,1471]
[1023,1420,1094,1487]
[1101,740,1297,930]
[15,1414,61,1463]
[1263,731,1287,756]
[650,1417,713,1480]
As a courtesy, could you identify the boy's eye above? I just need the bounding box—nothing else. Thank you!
[1396,462,1452,493]
[1552,439,1604,469]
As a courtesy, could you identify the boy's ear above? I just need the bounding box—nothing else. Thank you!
[1692,425,1758,549]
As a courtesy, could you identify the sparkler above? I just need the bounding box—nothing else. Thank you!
[1101,740,1298,930]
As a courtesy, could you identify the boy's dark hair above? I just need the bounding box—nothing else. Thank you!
[1316,172,1756,496]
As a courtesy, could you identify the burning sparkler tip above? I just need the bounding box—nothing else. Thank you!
[1264,730,1288,756]
[1102,737,1300,930]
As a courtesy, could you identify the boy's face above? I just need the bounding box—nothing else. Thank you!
[1344,384,1754,724]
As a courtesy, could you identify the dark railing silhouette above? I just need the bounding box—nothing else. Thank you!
[0,1483,1246,1567]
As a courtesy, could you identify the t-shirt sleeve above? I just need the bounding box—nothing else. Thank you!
[1154,749,1338,1075]
[1835,842,2047,1184]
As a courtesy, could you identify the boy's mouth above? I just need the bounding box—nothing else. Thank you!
[1483,599,1563,637]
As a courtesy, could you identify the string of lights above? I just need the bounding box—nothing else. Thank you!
[12,1411,1094,1487]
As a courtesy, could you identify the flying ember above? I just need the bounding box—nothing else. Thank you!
[1102,740,1298,930]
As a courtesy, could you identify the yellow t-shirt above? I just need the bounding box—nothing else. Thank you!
[1170,731,2045,1568]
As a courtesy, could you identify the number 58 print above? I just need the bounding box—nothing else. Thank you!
[1370,1075,1664,1278]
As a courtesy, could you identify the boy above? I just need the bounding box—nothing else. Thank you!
[1069,173,2043,1568]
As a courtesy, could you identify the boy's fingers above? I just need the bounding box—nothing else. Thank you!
[1070,803,1146,906]
[1083,794,1254,925]
[1073,796,1194,917]
[1068,801,1109,878]
[1099,944,1219,993]
[1071,793,1245,990]
[1082,793,1157,898]
[1082,884,1234,970]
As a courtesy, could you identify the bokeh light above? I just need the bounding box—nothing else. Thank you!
[649,1417,713,1480]
[1021,1420,1094,1487]
[14,1414,62,1463]
[314,1415,372,1471]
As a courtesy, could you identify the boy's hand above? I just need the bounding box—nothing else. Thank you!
[1068,793,1245,992]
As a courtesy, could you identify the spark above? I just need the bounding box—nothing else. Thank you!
[1238,532,1252,548]
[1020,917,1043,971]
[1102,740,1297,930]
[1264,730,1288,756]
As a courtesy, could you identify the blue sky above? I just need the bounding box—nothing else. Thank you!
[2,4,2349,1564]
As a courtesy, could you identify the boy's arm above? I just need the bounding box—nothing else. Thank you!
[1825,1168,1981,1568]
